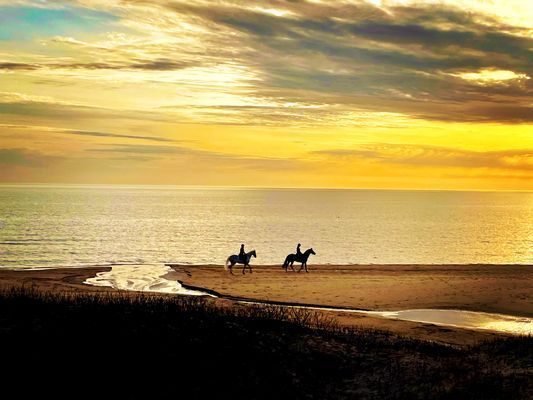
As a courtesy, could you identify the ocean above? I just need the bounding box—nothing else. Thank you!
[0,184,531,268]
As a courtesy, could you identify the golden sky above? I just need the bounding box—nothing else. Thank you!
[0,0,531,189]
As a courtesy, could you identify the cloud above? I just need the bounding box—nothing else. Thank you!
[0,123,175,142]
[86,143,304,170]
[161,0,532,123]
[0,92,172,123]
[0,62,40,70]
[0,59,199,71]
[1,1,532,125]
[88,144,188,154]
[449,68,530,85]
[64,129,174,142]
[315,144,533,171]
[0,148,59,167]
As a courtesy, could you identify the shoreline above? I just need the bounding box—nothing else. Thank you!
[2,263,532,269]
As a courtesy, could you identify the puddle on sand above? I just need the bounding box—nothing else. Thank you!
[85,265,532,335]
[255,304,533,336]
[365,309,533,336]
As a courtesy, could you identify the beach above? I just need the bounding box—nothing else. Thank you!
[170,263,533,344]
[2,263,531,345]
[168,264,533,316]
[2,264,532,398]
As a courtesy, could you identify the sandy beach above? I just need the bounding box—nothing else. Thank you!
[164,264,533,345]
[168,264,533,317]
[1,264,531,345]
[0,267,114,293]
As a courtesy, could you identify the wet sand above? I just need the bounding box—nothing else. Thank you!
[168,264,533,316]
[0,267,114,293]
[1,264,532,345]
[167,264,533,344]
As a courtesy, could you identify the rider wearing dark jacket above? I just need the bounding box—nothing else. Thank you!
[296,243,302,256]
[239,244,246,263]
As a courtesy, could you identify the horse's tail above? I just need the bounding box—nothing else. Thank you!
[282,255,290,268]
[224,257,230,271]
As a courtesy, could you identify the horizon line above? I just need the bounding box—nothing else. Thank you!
[0,182,531,193]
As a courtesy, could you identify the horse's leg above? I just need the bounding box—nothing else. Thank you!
[248,264,252,273]
[229,262,234,275]
[242,263,246,274]
[305,262,308,273]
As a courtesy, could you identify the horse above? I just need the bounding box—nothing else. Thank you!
[225,250,257,275]
[282,248,316,273]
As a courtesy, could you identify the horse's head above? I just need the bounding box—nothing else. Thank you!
[307,248,316,255]
[251,250,257,258]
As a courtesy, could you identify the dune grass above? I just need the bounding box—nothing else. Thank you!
[1,287,531,399]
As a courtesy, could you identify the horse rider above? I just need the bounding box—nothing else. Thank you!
[296,243,302,258]
[239,244,246,263]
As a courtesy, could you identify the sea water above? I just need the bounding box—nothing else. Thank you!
[1,184,531,268]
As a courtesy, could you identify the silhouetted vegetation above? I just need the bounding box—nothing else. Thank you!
[1,288,531,399]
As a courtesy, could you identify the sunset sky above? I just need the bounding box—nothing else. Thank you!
[0,0,531,190]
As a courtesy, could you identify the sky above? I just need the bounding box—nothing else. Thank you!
[0,0,531,190]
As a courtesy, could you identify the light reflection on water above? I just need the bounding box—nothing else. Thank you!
[85,265,532,336]
[1,185,532,267]
[366,309,533,336]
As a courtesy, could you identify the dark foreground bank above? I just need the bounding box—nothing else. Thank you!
[1,288,531,400]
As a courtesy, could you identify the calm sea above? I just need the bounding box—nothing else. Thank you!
[0,185,531,268]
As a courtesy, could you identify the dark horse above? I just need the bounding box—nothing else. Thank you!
[282,248,316,273]
[225,250,257,275]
